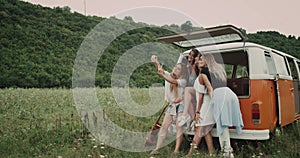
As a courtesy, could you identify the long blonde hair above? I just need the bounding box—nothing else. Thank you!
[202,53,226,82]
[170,63,188,98]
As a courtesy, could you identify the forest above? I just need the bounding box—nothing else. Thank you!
[1,0,300,88]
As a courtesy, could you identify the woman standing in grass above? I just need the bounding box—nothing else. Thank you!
[150,55,188,155]
[201,53,244,158]
[187,53,215,156]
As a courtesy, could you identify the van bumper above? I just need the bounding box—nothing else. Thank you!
[185,128,270,140]
[211,128,270,140]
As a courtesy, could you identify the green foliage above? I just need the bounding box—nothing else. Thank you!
[0,0,178,88]
[1,0,300,88]
[248,31,300,59]
[0,0,103,88]
[181,20,193,31]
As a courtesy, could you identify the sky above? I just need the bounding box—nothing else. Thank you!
[25,0,300,37]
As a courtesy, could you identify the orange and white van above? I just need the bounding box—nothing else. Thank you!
[157,25,300,140]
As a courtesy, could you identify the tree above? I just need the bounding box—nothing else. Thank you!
[181,20,193,31]
[62,6,71,12]
[124,16,133,22]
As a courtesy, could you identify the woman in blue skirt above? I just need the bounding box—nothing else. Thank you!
[202,53,244,158]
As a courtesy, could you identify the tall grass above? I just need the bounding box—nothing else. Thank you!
[0,88,299,157]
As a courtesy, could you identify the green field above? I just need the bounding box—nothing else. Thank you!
[0,88,299,158]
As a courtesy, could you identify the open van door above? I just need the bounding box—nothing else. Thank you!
[270,51,296,127]
[157,25,246,49]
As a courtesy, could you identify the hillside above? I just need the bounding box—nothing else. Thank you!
[0,0,103,88]
[1,0,300,88]
[248,31,300,58]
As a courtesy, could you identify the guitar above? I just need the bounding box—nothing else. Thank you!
[145,102,169,146]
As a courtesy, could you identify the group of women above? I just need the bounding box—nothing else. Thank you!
[150,49,244,157]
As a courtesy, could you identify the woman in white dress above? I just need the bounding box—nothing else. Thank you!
[187,54,215,156]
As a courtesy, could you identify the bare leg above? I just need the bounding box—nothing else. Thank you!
[187,125,214,156]
[174,112,184,153]
[188,94,196,119]
[179,87,196,127]
[204,132,214,154]
[187,126,203,156]
[219,127,234,157]
[152,114,173,151]
[183,87,196,117]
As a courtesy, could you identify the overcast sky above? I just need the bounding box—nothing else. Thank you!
[25,0,300,37]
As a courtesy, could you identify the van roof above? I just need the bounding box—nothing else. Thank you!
[184,42,299,61]
[157,25,246,49]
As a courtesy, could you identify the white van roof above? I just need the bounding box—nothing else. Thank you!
[184,42,299,61]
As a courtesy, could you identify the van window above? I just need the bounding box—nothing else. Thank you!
[272,52,289,76]
[220,51,249,97]
[224,64,234,79]
[287,58,299,79]
[248,48,269,77]
[236,65,248,78]
[265,52,276,75]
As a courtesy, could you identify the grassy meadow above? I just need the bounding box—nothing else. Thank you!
[0,88,299,158]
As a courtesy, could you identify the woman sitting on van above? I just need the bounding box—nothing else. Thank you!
[178,48,200,127]
[150,55,188,155]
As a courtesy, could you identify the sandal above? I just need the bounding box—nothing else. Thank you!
[150,150,160,155]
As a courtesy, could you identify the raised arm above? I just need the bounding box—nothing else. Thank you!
[157,65,179,85]
[151,55,162,69]
[152,55,182,85]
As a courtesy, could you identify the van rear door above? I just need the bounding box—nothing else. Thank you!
[157,25,246,49]
[271,51,296,127]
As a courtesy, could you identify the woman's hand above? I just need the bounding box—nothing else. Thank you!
[173,98,181,104]
[195,113,200,122]
[151,55,158,64]
[209,91,213,99]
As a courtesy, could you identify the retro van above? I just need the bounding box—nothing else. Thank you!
[157,25,300,140]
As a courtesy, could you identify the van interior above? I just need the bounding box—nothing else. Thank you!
[213,50,249,97]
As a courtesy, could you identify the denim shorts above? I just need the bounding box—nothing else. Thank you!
[166,103,184,115]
